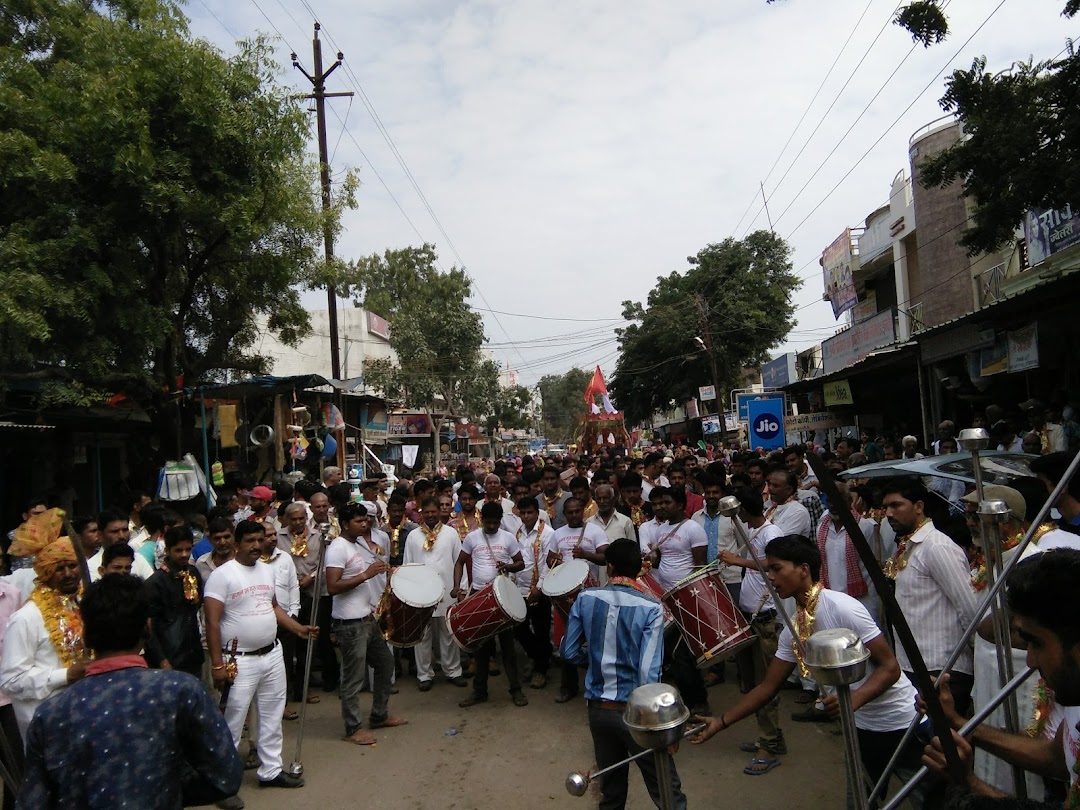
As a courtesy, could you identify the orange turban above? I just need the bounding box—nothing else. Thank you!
[9,508,65,559]
[33,538,78,583]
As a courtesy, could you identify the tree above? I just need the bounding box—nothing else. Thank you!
[0,0,342,446]
[537,368,593,444]
[919,49,1080,254]
[487,385,535,433]
[609,231,800,432]
[343,244,499,468]
[766,1,1080,253]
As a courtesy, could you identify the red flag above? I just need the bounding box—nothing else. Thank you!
[583,366,609,404]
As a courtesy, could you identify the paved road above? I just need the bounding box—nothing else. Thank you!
[233,663,848,810]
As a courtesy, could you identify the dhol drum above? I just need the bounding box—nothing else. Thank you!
[636,572,676,629]
[541,559,591,621]
[663,567,755,668]
[377,564,445,648]
[446,574,527,652]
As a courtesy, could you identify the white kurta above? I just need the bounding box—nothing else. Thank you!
[0,601,69,736]
[403,524,462,617]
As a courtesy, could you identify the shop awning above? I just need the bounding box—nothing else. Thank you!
[189,374,330,399]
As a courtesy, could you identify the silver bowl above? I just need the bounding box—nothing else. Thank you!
[623,683,690,750]
[803,628,870,687]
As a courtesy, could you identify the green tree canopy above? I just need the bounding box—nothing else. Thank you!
[343,244,499,465]
[537,368,592,444]
[610,231,800,426]
[487,384,535,433]
[0,0,338,408]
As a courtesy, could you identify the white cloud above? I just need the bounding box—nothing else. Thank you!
[190,0,1072,384]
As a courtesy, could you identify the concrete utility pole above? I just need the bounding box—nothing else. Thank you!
[292,24,354,380]
[695,293,727,444]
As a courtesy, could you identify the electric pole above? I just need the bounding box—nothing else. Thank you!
[292,24,354,380]
[695,293,727,444]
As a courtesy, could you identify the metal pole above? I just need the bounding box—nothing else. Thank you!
[653,750,677,810]
[288,526,331,776]
[565,724,705,797]
[838,685,868,810]
[720,497,803,653]
[881,666,1036,810]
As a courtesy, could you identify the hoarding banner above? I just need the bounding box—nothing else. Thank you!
[823,229,858,319]
[1024,205,1080,266]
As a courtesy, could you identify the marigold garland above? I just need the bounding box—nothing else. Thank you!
[288,529,309,558]
[792,582,824,678]
[31,585,85,667]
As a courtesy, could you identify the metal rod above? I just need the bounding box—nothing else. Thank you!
[866,714,920,807]
[934,446,1080,679]
[880,666,1036,810]
[565,723,705,793]
[838,685,869,810]
[289,526,331,776]
[721,500,803,656]
[654,750,677,810]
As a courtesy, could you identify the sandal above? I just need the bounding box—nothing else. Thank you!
[306,694,321,704]
[744,757,782,776]
[283,708,299,721]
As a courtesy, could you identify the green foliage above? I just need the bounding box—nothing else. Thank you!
[537,368,592,443]
[0,0,336,399]
[487,384,534,432]
[919,49,1080,254]
[345,245,499,424]
[767,1,1076,48]
[610,231,800,424]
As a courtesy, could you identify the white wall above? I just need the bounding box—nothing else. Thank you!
[252,307,397,380]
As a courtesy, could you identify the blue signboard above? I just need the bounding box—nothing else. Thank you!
[735,391,786,424]
[748,398,786,451]
[761,353,796,388]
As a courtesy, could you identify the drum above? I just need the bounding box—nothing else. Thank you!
[636,573,675,629]
[446,574,527,652]
[377,564,445,648]
[663,567,755,668]
[541,559,591,621]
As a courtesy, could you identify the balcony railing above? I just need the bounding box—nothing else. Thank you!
[976,263,1006,308]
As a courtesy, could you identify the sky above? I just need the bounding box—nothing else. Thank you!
[187,0,1073,389]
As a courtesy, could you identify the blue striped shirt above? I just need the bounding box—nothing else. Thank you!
[559,584,665,702]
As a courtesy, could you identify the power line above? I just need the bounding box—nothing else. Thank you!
[729,0,884,237]
[288,1,532,368]
[783,0,1011,240]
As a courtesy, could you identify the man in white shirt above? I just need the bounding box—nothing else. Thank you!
[259,519,300,715]
[640,488,708,592]
[87,509,156,582]
[883,479,979,714]
[453,503,526,708]
[204,520,317,800]
[403,497,467,691]
[717,487,786,770]
[324,503,406,746]
[815,482,882,623]
[511,498,553,690]
[693,535,927,804]
[764,470,813,540]
[0,539,87,737]
[587,484,634,586]
[482,473,515,515]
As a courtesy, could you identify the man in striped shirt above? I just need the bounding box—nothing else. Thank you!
[560,539,688,810]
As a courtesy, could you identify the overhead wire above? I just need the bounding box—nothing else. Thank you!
[728,0,884,237]
[289,0,532,367]
[782,0,1011,240]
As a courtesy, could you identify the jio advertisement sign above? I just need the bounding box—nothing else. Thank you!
[747,398,786,451]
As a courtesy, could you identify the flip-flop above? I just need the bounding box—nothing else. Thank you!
[744,757,782,776]
[343,732,377,746]
[283,708,299,721]
[370,716,408,729]
[306,694,321,704]
[737,742,760,753]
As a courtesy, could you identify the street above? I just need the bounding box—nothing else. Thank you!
[238,667,848,810]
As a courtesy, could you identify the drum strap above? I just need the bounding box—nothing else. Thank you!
[652,520,687,552]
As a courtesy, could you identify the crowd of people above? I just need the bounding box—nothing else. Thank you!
[0,422,1078,808]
